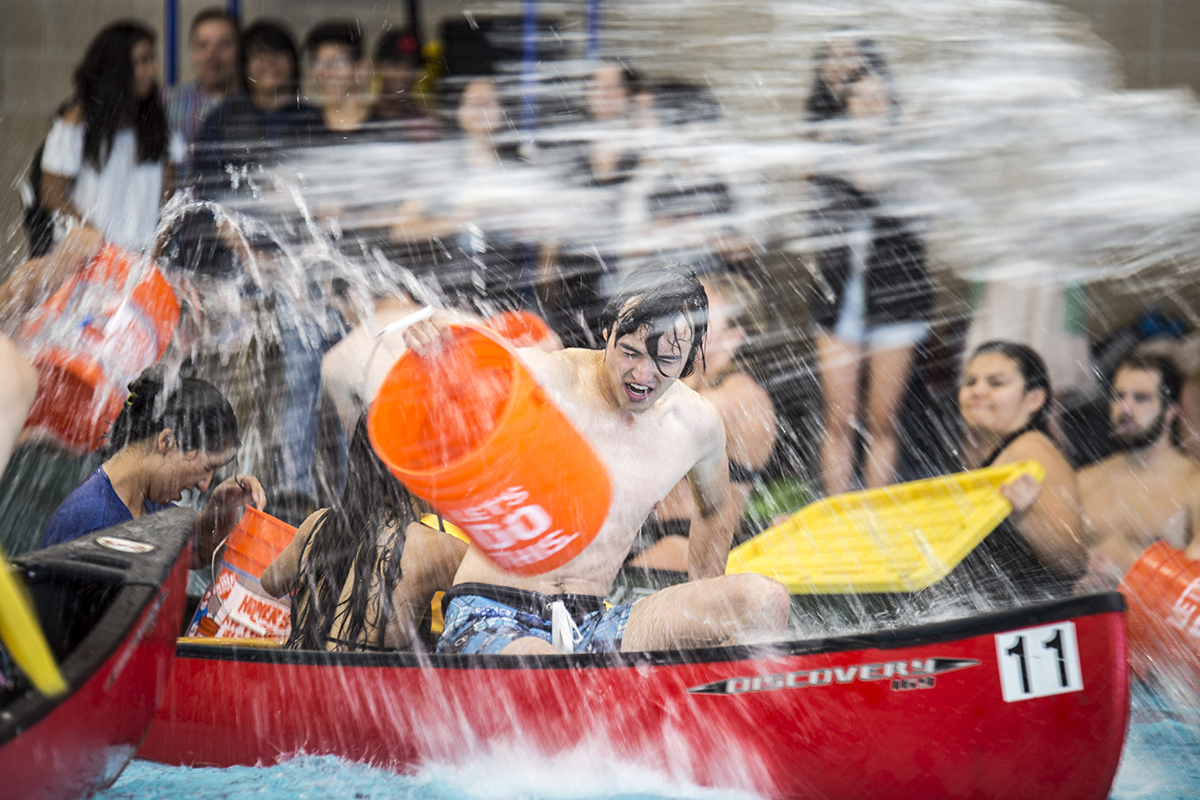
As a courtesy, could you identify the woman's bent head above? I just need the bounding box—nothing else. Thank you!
[105,365,239,502]
[960,341,1052,436]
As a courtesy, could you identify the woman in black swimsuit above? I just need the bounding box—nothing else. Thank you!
[951,341,1086,602]
[628,273,777,573]
[262,415,467,651]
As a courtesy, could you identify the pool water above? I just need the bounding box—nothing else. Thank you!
[100,746,766,800]
[96,682,1199,800]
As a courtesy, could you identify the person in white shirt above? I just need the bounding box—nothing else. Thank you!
[40,22,184,253]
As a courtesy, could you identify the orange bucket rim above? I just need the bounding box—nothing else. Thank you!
[368,324,525,482]
[235,505,297,537]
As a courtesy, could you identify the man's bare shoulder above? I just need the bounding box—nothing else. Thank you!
[665,381,725,454]
[1172,451,1200,495]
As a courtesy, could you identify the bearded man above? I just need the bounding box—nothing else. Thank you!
[1078,354,1200,587]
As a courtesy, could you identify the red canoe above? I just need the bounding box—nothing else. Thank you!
[140,592,1128,800]
[0,509,193,800]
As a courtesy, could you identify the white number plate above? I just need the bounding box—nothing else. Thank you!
[995,621,1083,702]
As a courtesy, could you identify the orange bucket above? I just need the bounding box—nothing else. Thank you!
[221,506,298,580]
[1119,542,1200,688]
[19,245,180,453]
[368,324,611,575]
[187,507,297,640]
[486,310,555,349]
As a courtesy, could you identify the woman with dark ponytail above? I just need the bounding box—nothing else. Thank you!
[946,341,1085,602]
[261,414,467,651]
[39,21,180,252]
[40,365,265,569]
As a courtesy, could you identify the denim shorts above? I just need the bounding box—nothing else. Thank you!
[436,583,631,655]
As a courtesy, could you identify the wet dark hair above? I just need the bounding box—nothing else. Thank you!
[599,262,708,379]
[1115,353,1182,407]
[287,414,415,651]
[241,21,299,95]
[158,207,238,278]
[969,340,1053,433]
[74,22,169,170]
[305,19,364,61]
[614,63,641,96]
[106,365,240,454]
[189,7,239,41]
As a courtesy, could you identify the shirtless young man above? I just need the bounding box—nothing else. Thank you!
[1078,354,1200,588]
[404,263,791,656]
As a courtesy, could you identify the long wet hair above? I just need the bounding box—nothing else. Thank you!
[287,414,416,651]
[74,22,169,170]
[105,364,240,456]
[969,340,1053,434]
[599,262,708,379]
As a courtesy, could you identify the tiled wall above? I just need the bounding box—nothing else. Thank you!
[0,0,1197,264]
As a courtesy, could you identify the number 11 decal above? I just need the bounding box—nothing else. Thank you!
[995,622,1083,702]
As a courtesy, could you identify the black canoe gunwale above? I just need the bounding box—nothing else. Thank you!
[175,590,1125,671]
[0,508,194,745]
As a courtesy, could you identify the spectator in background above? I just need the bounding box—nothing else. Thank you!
[163,8,240,167]
[537,62,646,348]
[1078,355,1200,587]
[40,21,183,253]
[289,20,387,146]
[581,62,643,185]
[621,82,759,278]
[807,51,931,495]
[388,78,537,314]
[372,28,440,141]
[805,36,888,131]
[192,20,319,199]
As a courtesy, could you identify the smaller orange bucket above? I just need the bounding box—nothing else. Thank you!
[1119,542,1200,687]
[486,310,555,349]
[368,324,611,575]
[187,507,297,640]
[221,506,297,580]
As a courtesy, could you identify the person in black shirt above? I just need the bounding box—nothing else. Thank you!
[191,21,319,199]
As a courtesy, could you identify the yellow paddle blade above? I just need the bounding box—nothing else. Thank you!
[0,546,67,698]
[726,461,1046,594]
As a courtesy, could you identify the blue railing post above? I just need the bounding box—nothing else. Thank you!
[164,0,178,86]
[521,0,539,134]
[586,0,601,60]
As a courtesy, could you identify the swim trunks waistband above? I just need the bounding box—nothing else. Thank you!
[442,582,606,622]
